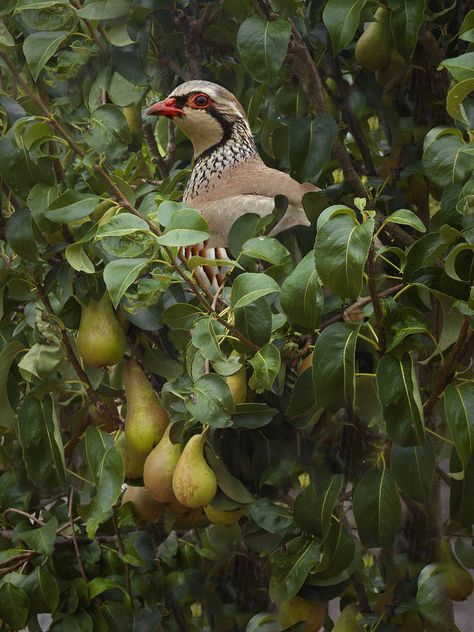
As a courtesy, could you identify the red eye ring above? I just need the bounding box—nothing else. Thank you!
[190,93,210,109]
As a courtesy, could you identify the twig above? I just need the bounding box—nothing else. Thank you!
[68,488,88,582]
[366,243,386,354]
[112,513,132,605]
[351,571,372,613]
[164,120,176,168]
[423,317,472,421]
[319,283,403,331]
[142,122,169,179]
[4,508,44,527]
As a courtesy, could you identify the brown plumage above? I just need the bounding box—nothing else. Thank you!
[147,80,315,248]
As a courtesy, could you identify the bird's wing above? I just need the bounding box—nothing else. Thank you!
[198,195,309,247]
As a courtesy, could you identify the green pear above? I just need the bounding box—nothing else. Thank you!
[333,604,363,631]
[439,539,473,601]
[226,352,247,404]
[355,7,392,71]
[115,432,148,479]
[124,359,169,454]
[279,596,325,632]
[143,424,181,502]
[76,292,126,367]
[172,432,217,508]
[121,485,162,525]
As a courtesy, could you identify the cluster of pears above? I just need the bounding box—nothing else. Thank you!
[355,7,406,88]
[76,291,126,367]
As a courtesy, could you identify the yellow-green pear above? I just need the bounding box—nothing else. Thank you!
[355,7,392,71]
[76,292,126,367]
[124,359,169,454]
[226,352,247,404]
[279,596,325,632]
[115,432,148,479]
[204,504,244,526]
[143,424,181,502]
[121,485,163,525]
[332,604,362,631]
[172,432,217,508]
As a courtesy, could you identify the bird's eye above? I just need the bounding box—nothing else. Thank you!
[191,94,210,108]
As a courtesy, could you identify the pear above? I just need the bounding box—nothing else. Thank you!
[279,596,325,632]
[204,504,244,526]
[438,539,473,601]
[121,485,162,525]
[355,7,392,71]
[124,360,169,454]
[333,604,362,631]
[172,432,217,508]
[375,52,407,88]
[143,424,181,502]
[76,292,126,367]
[115,432,148,479]
[226,352,247,404]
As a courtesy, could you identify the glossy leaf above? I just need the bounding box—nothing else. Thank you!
[231,273,280,309]
[75,0,130,20]
[323,0,368,54]
[353,469,401,548]
[269,535,320,602]
[294,475,343,539]
[185,373,235,428]
[280,252,324,330]
[45,190,100,223]
[0,583,29,630]
[17,516,58,556]
[288,115,338,181]
[103,258,148,307]
[391,441,435,504]
[237,17,291,83]
[388,0,426,58]
[376,354,425,446]
[23,30,68,80]
[444,384,474,470]
[249,498,296,535]
[248,343,281,392]
[312,322,359,411]
[0,341,23,430]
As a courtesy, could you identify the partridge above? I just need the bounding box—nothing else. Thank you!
[147,80,315,249]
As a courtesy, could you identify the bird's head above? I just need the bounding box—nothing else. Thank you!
[146,80,252,158]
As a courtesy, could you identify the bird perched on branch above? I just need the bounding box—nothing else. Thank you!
[147,81,315,246]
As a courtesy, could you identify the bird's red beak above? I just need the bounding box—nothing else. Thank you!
[146,97,184,118]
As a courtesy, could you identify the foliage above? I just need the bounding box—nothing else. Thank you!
[0,0,473,631]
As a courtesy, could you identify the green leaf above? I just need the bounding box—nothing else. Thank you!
[309,522,356,582]
[103,258,148,308]
[249,498,296,535]
[237,17,291,83]
[185,374,235,428]
[447,79,474,125]
[23,31,68,81]
[248,343,281,393]
[231,402,277,429]
[312,322,359,411]
[17,517,58,556]
[163,303,202,330]
[88,578,131,609]
[0,342,23,430]
[191,317,224,361]
[234,298,272,349]
[19,566,59,614]
[18,341,64,381]
[95,213,149,239]
[459,10,474,42]
[45,190,100,223]
[156,207,210,247]
[450,451,474,527]
[17,394,67,487]
[241,237,292,269]
[444,384,474,470]
[205,448,254,503]
[391,441,435,504]
[388,0,426,58]
[0,19,14,46]
[231,273,280,309]
[352,469,401,548]
[75,0,130,20]
[293,475,343,539]
[5,208,37,261]
[445,243,474,283]
[417,563,455,631]
[0,583,29,630]
[84,427,124,538]
[65,243,95,274]
[386,306,431,352]
[422,129,473,187]
[15,0,69,8]
[281,252,324,330]
[376,354,425,446]
[385,209,427,233]
[269,535,320,602]
[83,104,131,161]
[315,210,374,300]
[323,0,368,54]
[439,52,474,81]
[288,115,338,181]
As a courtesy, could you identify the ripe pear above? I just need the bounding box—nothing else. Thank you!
[355,7,392,71]
[204,504,244,526]
[115,432,148,479]
[279,596,325,632]
[76,292,126,367]
[172,432,217,508]
[143,424,181,502]
[124,360,169,454]
[226,352,247,404]
[121,485,163,525]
